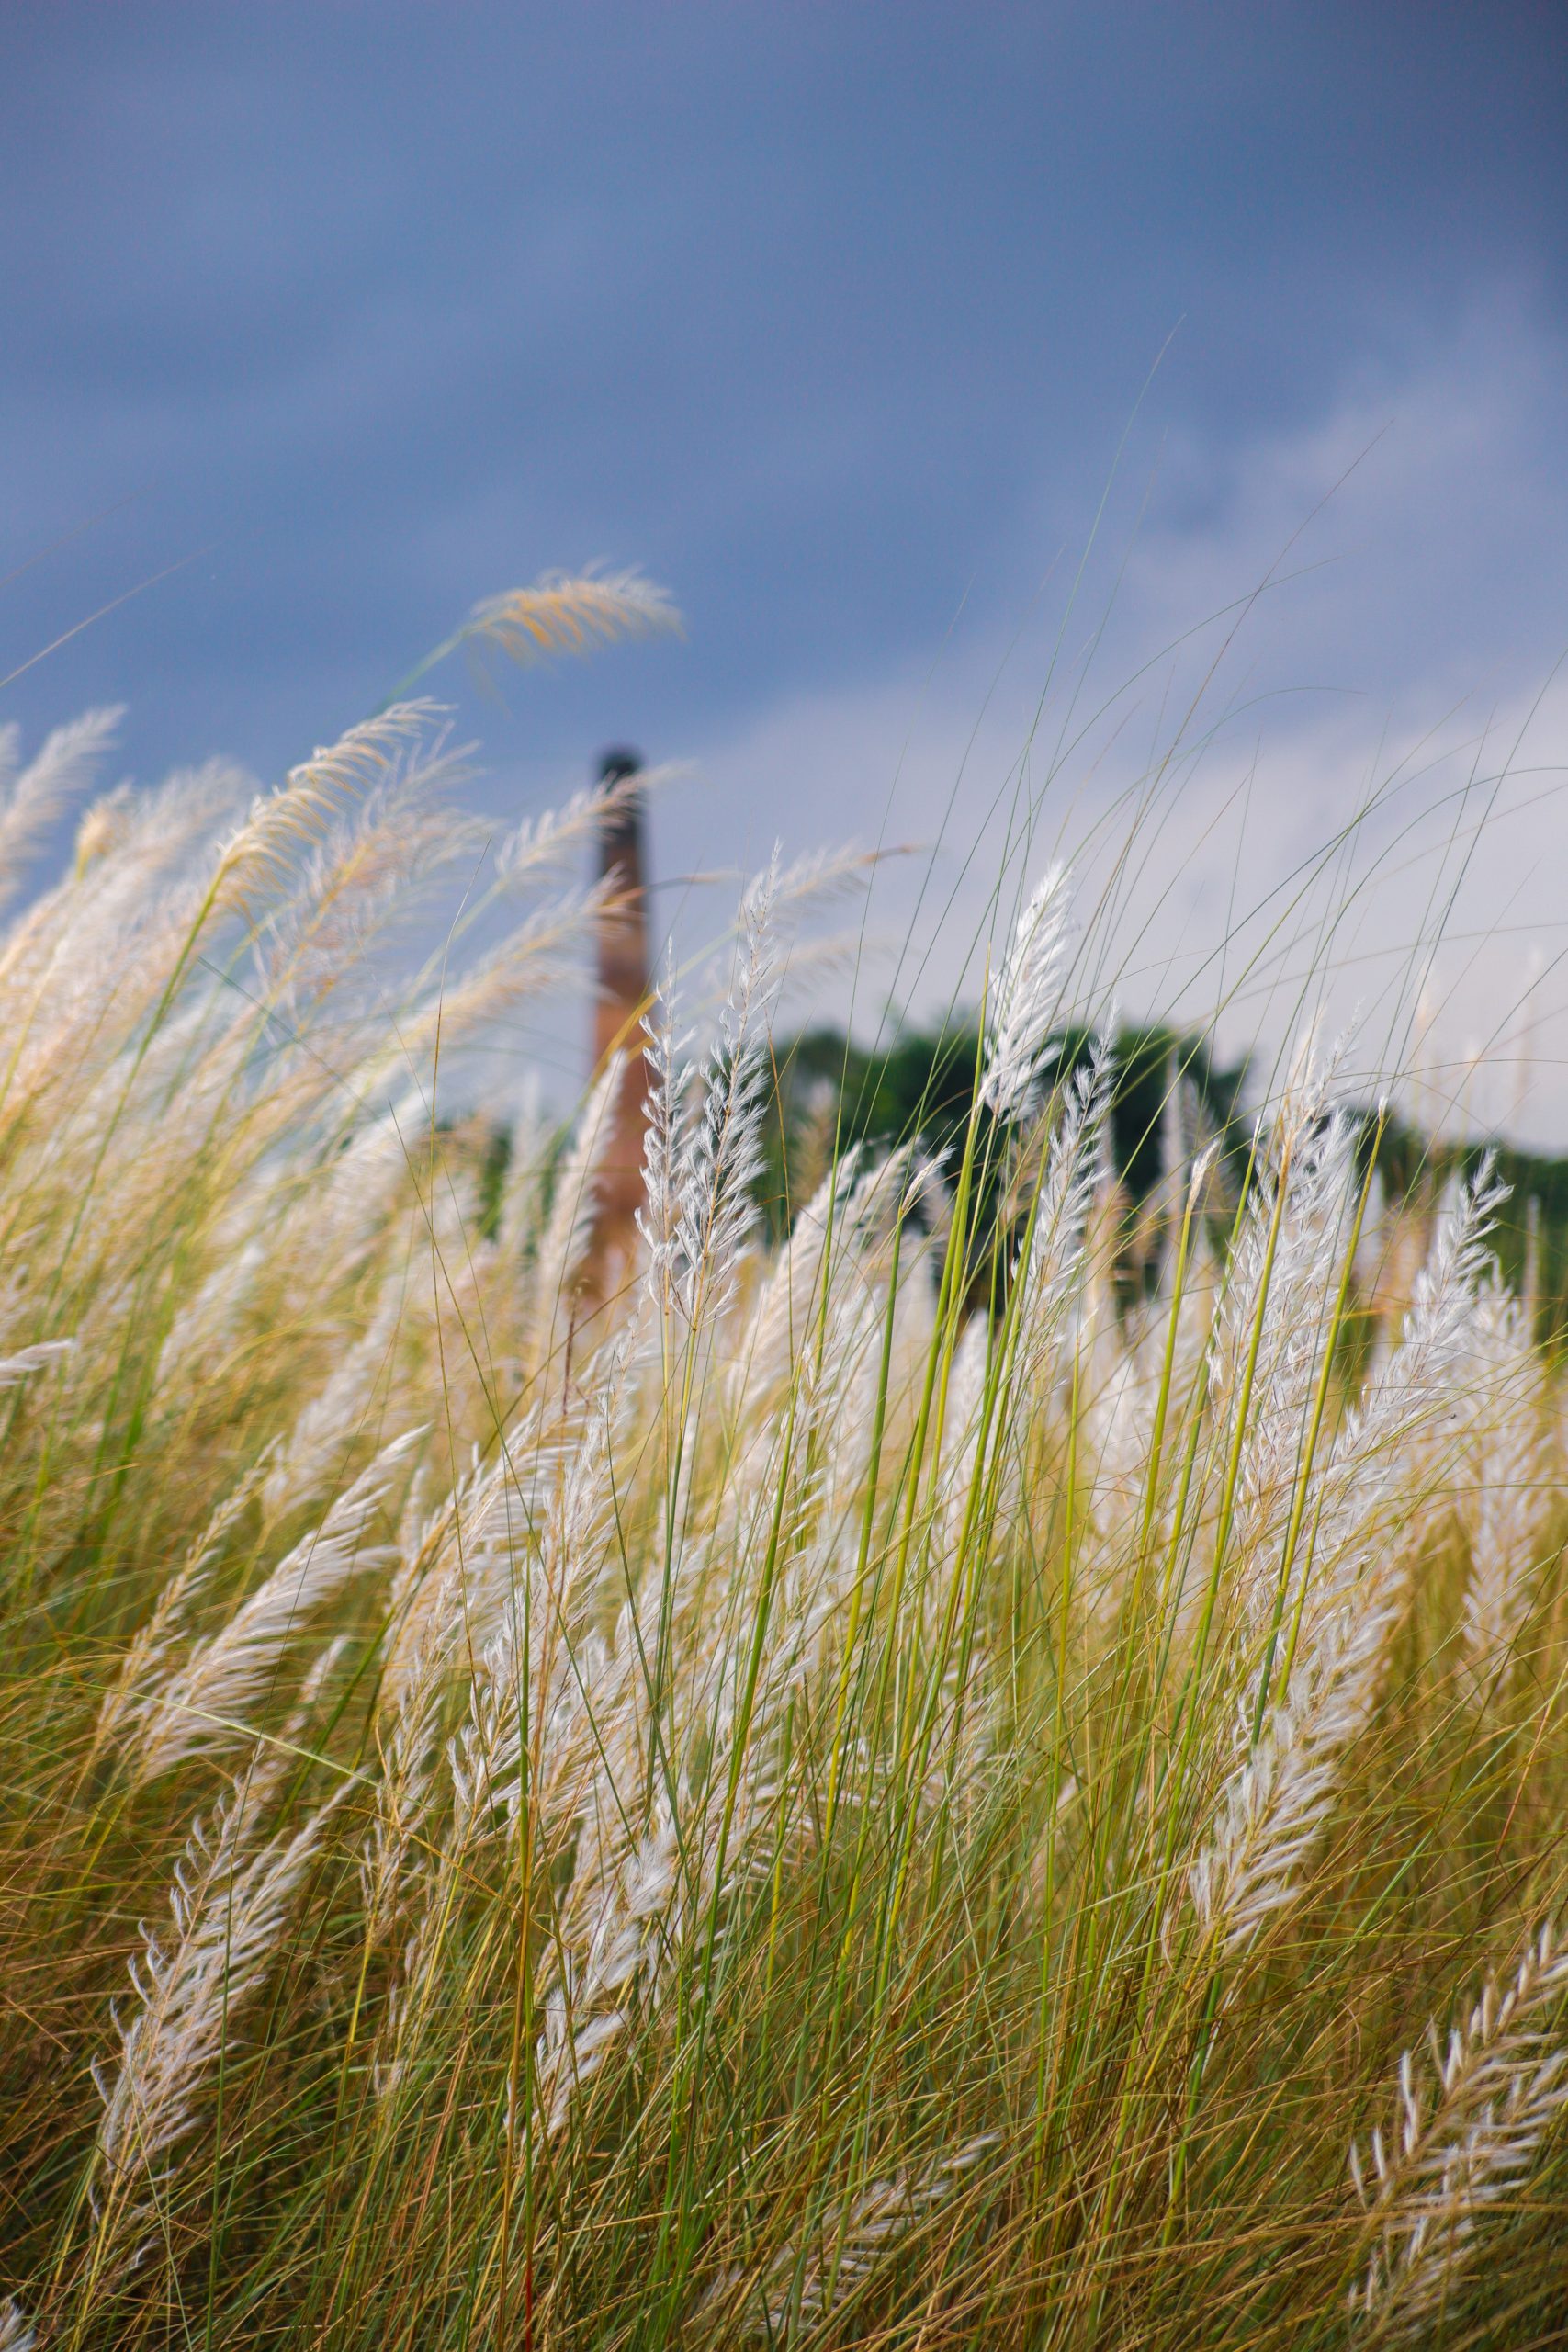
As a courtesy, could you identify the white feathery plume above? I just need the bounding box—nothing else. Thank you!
[376,1400,563,1720]
[1206,1053,1359,1628]
[1350,1920,1568,2342]
[1457,1277,1552,1704]
[96,1463,271,1756]
[266,748,485,1006]
[0,2297,35,2351]
[531,1051,626,1347]
[0,762,233,1044]
[0,1337,73,1389]
[636,956,693,1320]
[672,854,780,1328]
[768,841,883,910]
[531,1796,682,2138]
[940,1311,992,1484]
[518,1357,857,2150]
[830,1139,934,1259]
[1010,1038,1114,1385]
[260,1274,407,1520]
[492,1080,549,1258]
[931,1310,994,1569]
[495,761,678,892]
[361,1613,451,1948]
[742,2132,998,2339]
[355,1426,552,1945]
[1186,1583,1405,1961]
[315,1087,427,1233]
[956,1044,1111,1571]
[0,706,123,905]
[373,1411,640,2109]
[1186,1162,1503,1962]
[367,1467,553,2002]
[359,883,613,1082]
[130,1430,421,1781]
[69,777,135,877]
[637,861,779,1336]
[89,1761,336,2265]
[1076,1235,1213,1645]
[153,1238,265,1391]
[1305,1161,1507,1639]
[290,1633,351,1731]
[452,569,680,676]
[980,864,1074,1119]
[1077,1325,1166,1624]
[814,1148,939,1446]
[209,705,438,922]
[368,1389,616,1976]
[788,1145,935,1523]
[89,760,242,899]
[530,1607,815,2154]
[727,1147,862,1414]
[447,1415,617,1848]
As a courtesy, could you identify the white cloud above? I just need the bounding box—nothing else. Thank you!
[670,296,1568,1143]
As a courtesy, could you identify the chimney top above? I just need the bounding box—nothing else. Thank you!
[598,746,644,786]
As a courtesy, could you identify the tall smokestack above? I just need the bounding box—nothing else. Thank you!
[588,747,652,1292]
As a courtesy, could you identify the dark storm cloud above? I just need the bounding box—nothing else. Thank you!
[2,2,1566,1139]
[2,3,1562,763]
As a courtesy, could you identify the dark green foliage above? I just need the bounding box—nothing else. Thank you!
[759,1017,1250,1240]
[1044,1023,1250,1201]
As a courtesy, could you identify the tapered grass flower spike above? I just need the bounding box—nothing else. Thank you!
[0,707,122,904]
[1457,1276,1551,1702]
[127,1430,422,1780]
[981,862,1074,1117]
[0,2299,35,2352]
[0,1339,73,1389]
[636,955,693,1317]
[1012,1034,1112,1368]
[672,851,780,1324]
[750,2134,999,2338]
[384,569,682,704]
[1351,1921,1568,2342]
[1187,1164,1502,1964]
[209,705,438,921]
[88,1763,337,2284]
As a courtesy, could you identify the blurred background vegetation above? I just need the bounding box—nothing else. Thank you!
[472,1015,1568,1340]
[754,1019,1568,1335]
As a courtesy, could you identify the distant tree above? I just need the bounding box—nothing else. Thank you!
[759,1015,1250,1243]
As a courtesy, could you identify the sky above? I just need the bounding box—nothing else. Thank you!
[4,3,1568,1130]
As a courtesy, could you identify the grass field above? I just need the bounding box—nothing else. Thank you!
[2,595,1565,2349]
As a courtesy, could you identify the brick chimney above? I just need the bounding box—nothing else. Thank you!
[588,748,653,1292]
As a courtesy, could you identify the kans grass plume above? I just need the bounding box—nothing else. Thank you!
[2,627,1567,2352]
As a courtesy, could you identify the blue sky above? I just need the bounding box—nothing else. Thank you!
[4,5,1568,1125]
